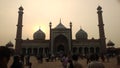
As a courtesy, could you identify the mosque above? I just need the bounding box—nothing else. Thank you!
[15,6,106,56]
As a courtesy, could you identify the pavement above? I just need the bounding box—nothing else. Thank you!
[8,56,120,68]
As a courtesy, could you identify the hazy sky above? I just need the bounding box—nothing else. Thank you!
[0,0,120,48]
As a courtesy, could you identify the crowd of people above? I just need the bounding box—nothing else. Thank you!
[0,46,31,68]
[0,46,120,68]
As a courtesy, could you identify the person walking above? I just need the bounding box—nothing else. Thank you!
[68,59,74,68]
[62,55,68,68]
[11,55,24,68]
[117,54,120,65]
[72,54,83,68]
[0,46,11,68]
[88,54,105,68]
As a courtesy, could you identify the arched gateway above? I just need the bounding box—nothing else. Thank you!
[53,35,69,54]
[50,20,72,55]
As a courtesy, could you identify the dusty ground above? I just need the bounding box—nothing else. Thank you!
[8,56,120,68]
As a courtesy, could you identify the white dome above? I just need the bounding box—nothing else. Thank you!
[33,29,45,40]
[76,28,88,40]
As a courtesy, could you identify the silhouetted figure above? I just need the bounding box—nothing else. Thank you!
[25,55,30,66]
[51,54,54,62]
[117,55,120,65]
[51,54,56,61]
[11,55,23,68]
[62,55,68,68]
[88,54,105,68]
[101,54,105,62]
[72,54,83,68]
[68,59,74,68]
[86,54,90,64]
[45,57,49,62]
[106,54,110,62]
[37,54,43,63]
[28,62,32,68]
[0,46,11,68]
[40,54,43,63]
[20,54,24,65]
[45,53,51,62]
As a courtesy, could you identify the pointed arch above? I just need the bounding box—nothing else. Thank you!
[53,35,69,54]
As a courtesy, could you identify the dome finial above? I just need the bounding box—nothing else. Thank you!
[97,5,102,10]
[60,18,61,23]
[39,26,41,30]
[49,21,52,24]
[49,21,52,27]
[70,21,72,27]
[80,26,82,29]
[97,0,101,6]
[19,6,24,10]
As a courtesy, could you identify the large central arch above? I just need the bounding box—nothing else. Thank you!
[53,35,69,54]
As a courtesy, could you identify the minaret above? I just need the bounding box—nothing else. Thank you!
[49,22,52,53]
[70,22,72,53]
[97,6,106,54]
[15,6,24,54]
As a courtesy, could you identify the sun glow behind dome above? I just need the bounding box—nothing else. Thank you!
[33,25,47,34]
[32,24,49,39]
